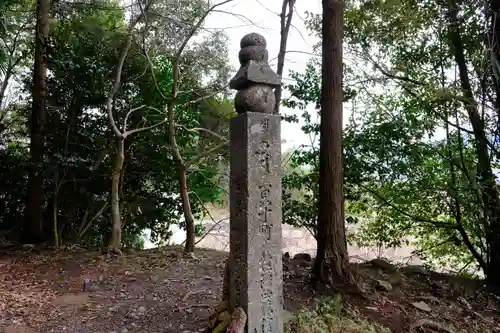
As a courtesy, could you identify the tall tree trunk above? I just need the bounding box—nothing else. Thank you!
[24,0,50,244]
[446,0,500,284]
[312,0,355,287]
[108,138,125,254]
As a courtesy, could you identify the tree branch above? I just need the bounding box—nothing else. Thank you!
[166,0,234,167]
[79,201,109,238]
[105,6,150,138]
[178,86,228,108]
[176,125,228,143]
[186,142,228,169]
[174,0,234,63]
[362,48,427,86]
[123,105,146,132]
[268,50,319,64]
[142,47,169,101]
[210,8,264,30]
[123,104,164,133]
[124,117,167,137]
[358,183,458,229]
[274,0,295,114]
[444,88,488,272]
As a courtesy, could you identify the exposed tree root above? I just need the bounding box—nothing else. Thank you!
[105,245,122,256]
[410,319,455,333]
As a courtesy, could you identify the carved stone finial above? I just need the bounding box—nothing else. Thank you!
[230,33,281,115]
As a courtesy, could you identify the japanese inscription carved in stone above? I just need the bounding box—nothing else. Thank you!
[229,33,283,333]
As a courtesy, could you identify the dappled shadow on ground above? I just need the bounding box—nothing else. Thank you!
[0,247,499,333]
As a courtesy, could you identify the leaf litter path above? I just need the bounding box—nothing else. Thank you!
[1,246,500,333]
[0,247,242,333]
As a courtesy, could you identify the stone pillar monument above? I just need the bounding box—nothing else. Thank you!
[228,33,283,333]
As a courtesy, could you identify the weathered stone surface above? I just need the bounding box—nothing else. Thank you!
[401,265,428,275]
[291,253,313,268]
[238,46,269,64]
[293,253,312,261]
[375,280,393,292]
[240,32,267,48]
[229,33,281,115]
[230,61,280,92]
[229,112,283,333]
[234,85,275,114]
[369,258,397,272]
[415,295,440,304]
[412,301,432,312]
[388,271,403,285]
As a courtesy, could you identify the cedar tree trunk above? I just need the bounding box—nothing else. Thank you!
[24,0,50,244]
[312,0,355,287]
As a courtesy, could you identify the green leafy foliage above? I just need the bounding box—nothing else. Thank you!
[282,0,500,277]
[0,0,231,248]
[281,60,357,239]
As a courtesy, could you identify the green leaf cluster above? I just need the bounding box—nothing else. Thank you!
[0,0,232,248]
[282,0,500,276]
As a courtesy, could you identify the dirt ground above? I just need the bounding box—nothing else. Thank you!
[0,246,499,333]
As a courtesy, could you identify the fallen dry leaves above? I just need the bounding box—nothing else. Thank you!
[0,247,498,333]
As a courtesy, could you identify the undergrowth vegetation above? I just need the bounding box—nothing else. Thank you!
[287,296,390,333]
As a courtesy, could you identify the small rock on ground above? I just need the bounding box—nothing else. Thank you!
[369,258,397,272]
[376,280,393,292]
[412,301,431,312]
[401,265,428,275]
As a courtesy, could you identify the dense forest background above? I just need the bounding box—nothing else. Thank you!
[2,0,500,287]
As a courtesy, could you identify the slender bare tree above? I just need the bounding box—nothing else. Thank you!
[105,2,167,254]
[163,0,233,254]
[274,0,296,114]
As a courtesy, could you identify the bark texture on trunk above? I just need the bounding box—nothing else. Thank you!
[24,0,50,244]
[222,256,230,301]
[108,138,124,254]
[166,83,196,254]
[178,165,195,253]
[312,0,355,287]
[446,0,500,284]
